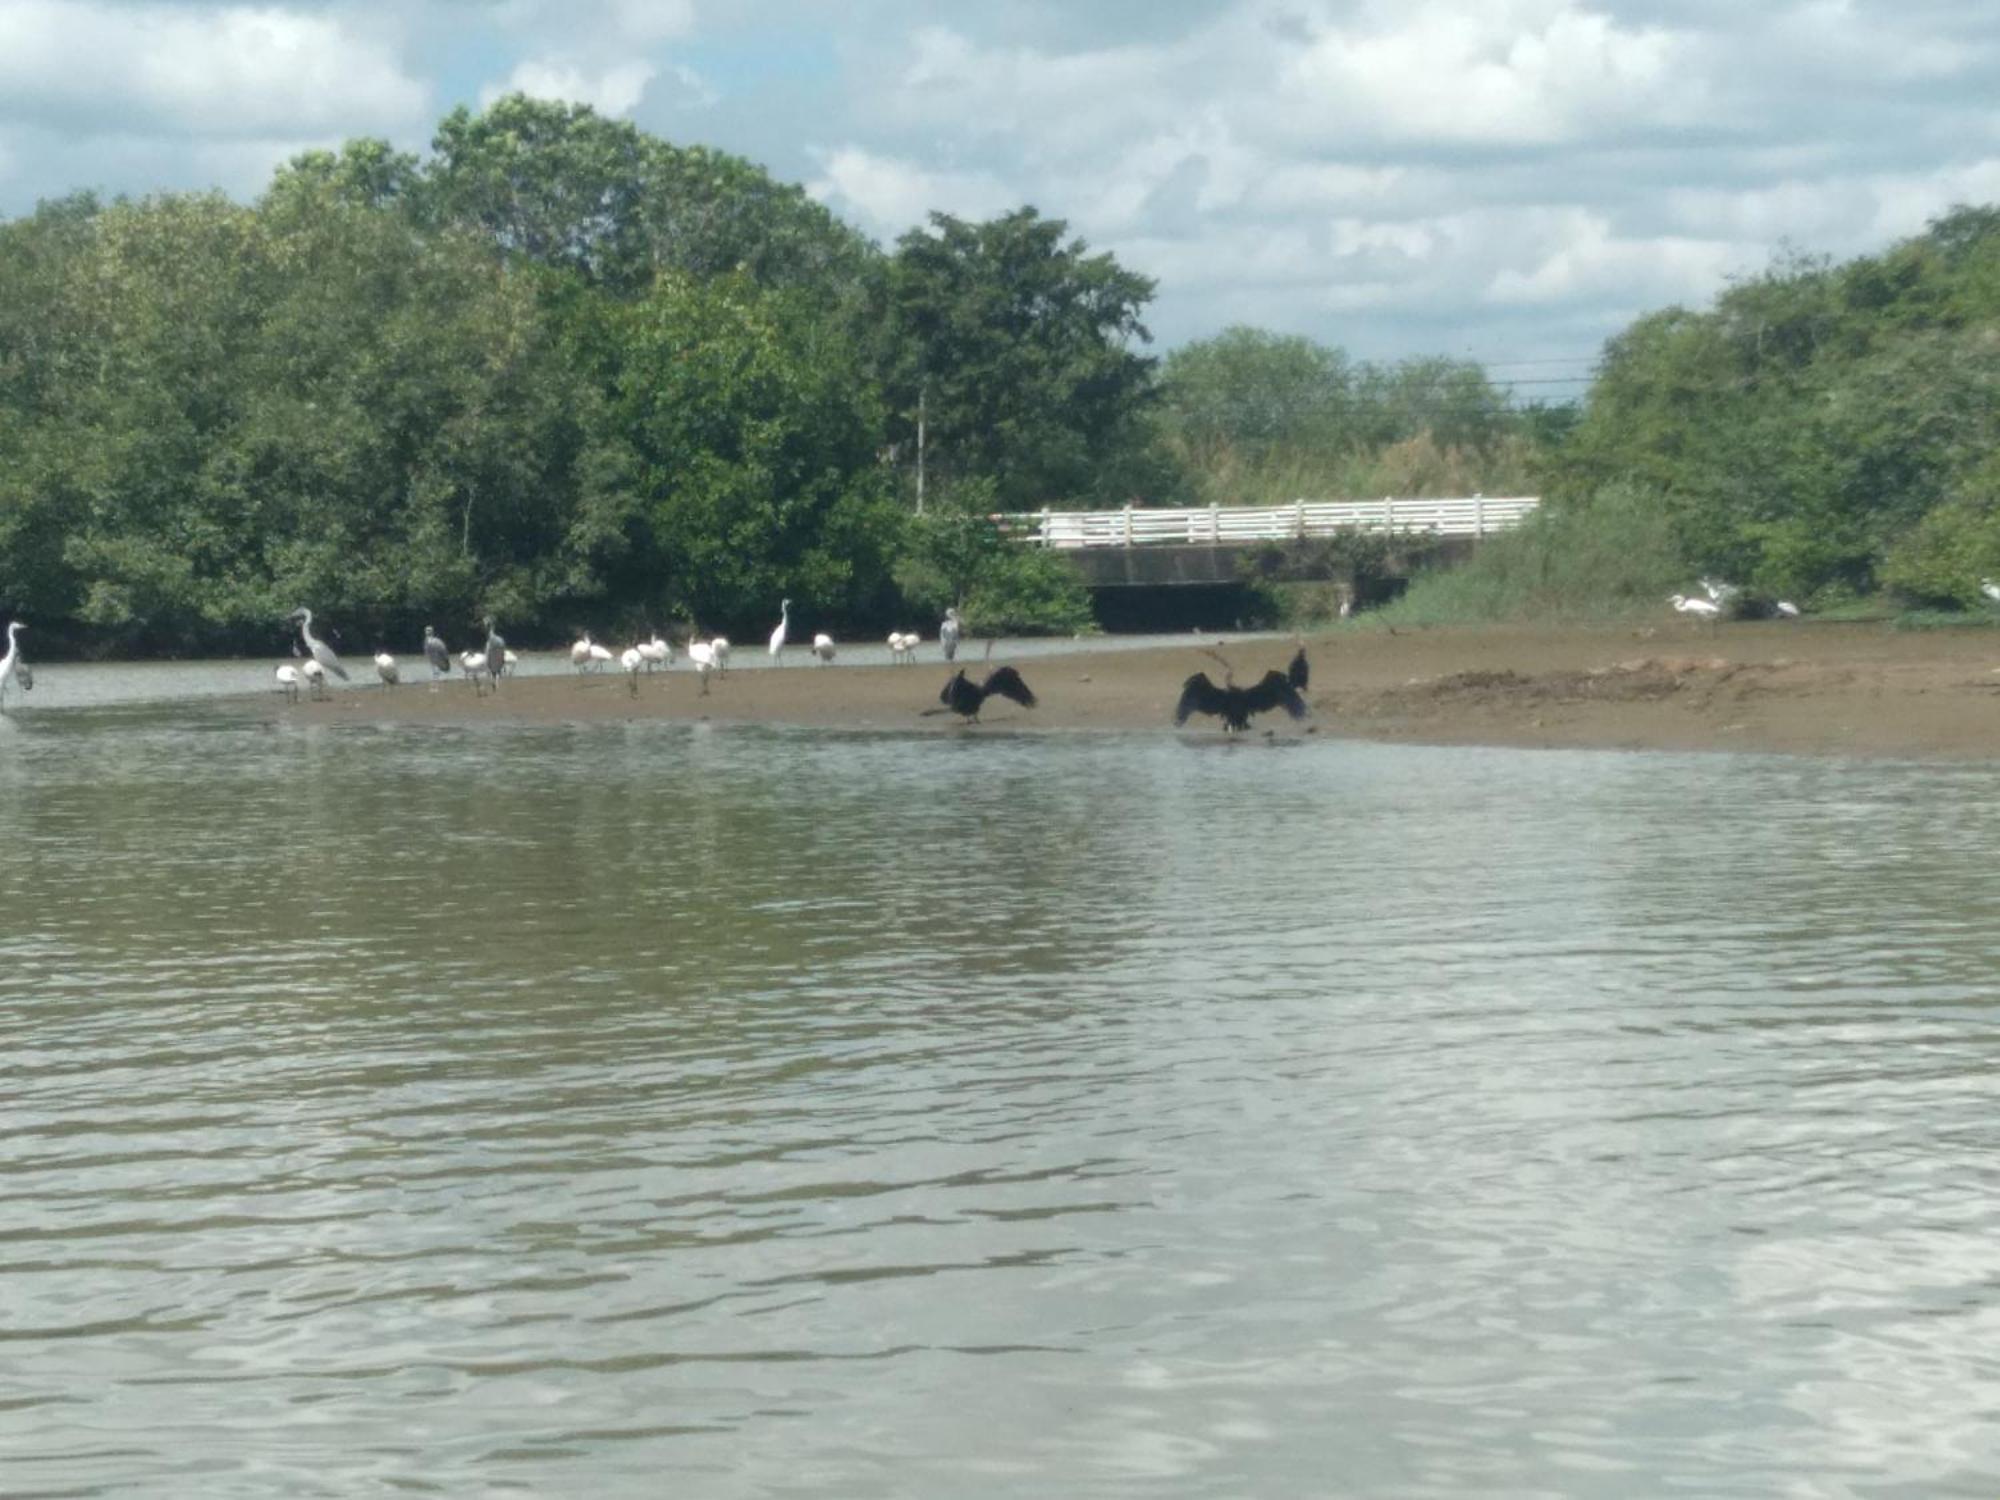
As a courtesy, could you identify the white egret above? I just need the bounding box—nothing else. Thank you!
[273,663,301,703]
[769,599,791,664]
[811,632,836,665]
[620,644,643,696]
[301,657,328,699]
[0,621,24,711]
[1981,579,2000,605]
[939,607,961,662]
[888,631,916,664]
[374,650,399,687]
[1699,577,1741,605]
[571,632,597,672]
[687,637,715,695]
[288,608,349,682]
[711,636,732,676]
[587,640,613,672]
[1775,600,1801,619]
[638,631,671,672]
[1670,594,1721,618]
[423,626,452,684]
[502,649,518,676]
[460,649,490,695]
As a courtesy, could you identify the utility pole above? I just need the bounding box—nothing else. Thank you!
[915,383,927,516]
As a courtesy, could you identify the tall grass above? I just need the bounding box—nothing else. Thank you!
[1375,484,1686,625]
[1166,431,1542,508]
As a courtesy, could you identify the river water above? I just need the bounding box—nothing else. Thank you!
[4,687,2000,1497]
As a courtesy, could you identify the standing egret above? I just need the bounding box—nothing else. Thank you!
[0,621,24,711]
[711,636,732,676]
[587,640,613,672]
[619,645,644,696]
[1670,594,1721,618]
[301,657,328,699]
[769,599,792,664]
[374,650,399,687]
[423,626,452,684]
[888,631,916,664]
[572,632,596,672]
[811,632,836,665]
[939,607,962,662]
[687,637,715,695]
[288,608,349,682]
[638,631,671,673]
[274,663,301,703]
[1775,600,1801,619]
[940,666,1036,723]
[1981,579,2000,605]
[460,649,490,695]
[483,618,506,691]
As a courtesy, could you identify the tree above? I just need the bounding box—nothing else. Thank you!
[876,208,1157,507]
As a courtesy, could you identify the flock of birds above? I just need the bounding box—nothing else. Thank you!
[1669,577,1801,620]
[255,597,1315,734]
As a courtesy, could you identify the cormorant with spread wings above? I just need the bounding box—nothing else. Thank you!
[1175,669,1308,734]
[940,666,1037,723]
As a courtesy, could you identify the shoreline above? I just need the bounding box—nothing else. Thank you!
[275,621,2000,760]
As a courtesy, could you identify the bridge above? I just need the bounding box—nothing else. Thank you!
[995,495,1540,588]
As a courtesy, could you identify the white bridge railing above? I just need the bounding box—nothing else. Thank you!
[996,495,1540,548]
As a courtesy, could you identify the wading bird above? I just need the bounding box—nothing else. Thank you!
[939,607,962,662]
[1670,593,1721,618]
[0,620,24,711]
[620,644,643,696]
[273,662,301,703]
[301,657,328,699]
[639,631,671,673]
[888,631,917,664]
[483,618,506,691]
[1288,644,1309,692]
[1775,600,1801,619]
[374,650,399,687]
[711,636,732,676]
[460,649,490,695]
[289,608,348,683]
[423,626,452,683]
[687,636,715,695]
[1982,578,2000,605]
[940,666,1036,723]
[812,632,836,665]
[1174,669,1308,734]
[769,599,791,664]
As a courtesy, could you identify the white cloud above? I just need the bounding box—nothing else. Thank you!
[0,2,427,136]
[481,59,657,117]
[806,146,1018,237]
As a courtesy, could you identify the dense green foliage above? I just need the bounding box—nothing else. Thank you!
[1552,208,2000,610]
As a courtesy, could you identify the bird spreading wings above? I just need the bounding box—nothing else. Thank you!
[940,666,1037,722]
[1175,670,1308,733]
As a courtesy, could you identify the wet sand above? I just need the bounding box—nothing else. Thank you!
[288,621,2000,759]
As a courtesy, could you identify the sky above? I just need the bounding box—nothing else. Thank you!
[3,0,1997,401]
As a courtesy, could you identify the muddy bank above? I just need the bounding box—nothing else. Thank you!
[283,621,2000,758]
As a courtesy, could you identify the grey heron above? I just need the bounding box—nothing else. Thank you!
[811,632,836,665]
[1175,670,1307,734]
[0,621,24,711]
[940,666,1035,723]
[374,650,399,686]
[423,626,452,683]
[769,599,791,663]
[939,607,962,662]
[482,618,506,691]
[288,608,349,681]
